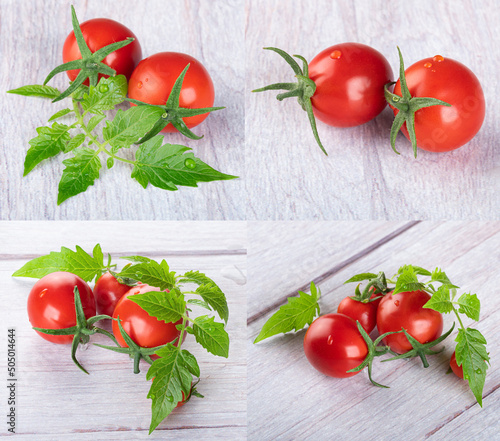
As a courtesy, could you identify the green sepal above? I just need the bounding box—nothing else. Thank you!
[252,47,327,155]
[385,47,451,157]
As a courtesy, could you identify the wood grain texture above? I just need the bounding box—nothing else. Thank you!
[0,221,247,439]
[248,221,500,440]
[245,0,500,220]
[0,0,244,220]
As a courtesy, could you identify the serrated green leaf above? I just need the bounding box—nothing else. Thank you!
[186,299,211,310]
[65,133,86,152]
[7,84,60,98]
[48,108,72,121]
[87,114,105,132]
[117,259,177,290]
[455,328,489,406]
[430,268,458,287]
[254,283,321,343]
[106,157,114,169]
[423,285,453,313]
[24,123,71,175]
[103,105,163,149]
[131,135,237,190]
[12,245,103,281]
[180,270,229,323]
[393,265,425,295]
[57,146,101,204]
[121,255,155,264]
[192,316,229,358]
[146,345,199,433]
[129,290,185,323]
[81,76,127,115]
[92,244,104,269]
[456,293,480,321]
[344,273,378,284]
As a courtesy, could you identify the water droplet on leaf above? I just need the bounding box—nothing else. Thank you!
[475,369,482,374]
[99,84,109,93]
[184,158,196,169]
[330,50,342,59]
[166,396,173,402]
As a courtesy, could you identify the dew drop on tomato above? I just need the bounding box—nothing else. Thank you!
[424,62,432,68]
[433,55,444,62]
[394,300,400,306]
[327,334,333,345]
[137,81,143,89]
[330,50,342,59]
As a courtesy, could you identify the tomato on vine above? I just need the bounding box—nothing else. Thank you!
[94,272,134,316]
[27,271,96,344]
[337,290,383,334]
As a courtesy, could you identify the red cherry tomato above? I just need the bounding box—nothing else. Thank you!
[112,283,183,349]
[93,272,133,316]
[450,351,464,379]
[62,18,142,83]
[337,291,383,334]
[392,55,485,152]
[308,42,393,127]
[128,52,215,132]
[377,290,443,354]
[303,313,368,378]
[27,272,96,344]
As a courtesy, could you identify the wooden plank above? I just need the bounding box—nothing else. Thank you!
[0,0,244,220]
[245,0,499,220]
[248,221,500,441]
[0,221,246,438]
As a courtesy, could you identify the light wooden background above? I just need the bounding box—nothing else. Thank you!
[0,221,247,440]
[248,221,500,441]
[0,0,245,220]
[245,0,500,220]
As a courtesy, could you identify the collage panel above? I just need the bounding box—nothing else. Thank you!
[245,0,498,220]
[247,221,499,440]
[1,0,244,220]
[0,221,246,439]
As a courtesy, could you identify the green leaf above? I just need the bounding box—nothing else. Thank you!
[456,293,480,321]
[48,108,72,121]
[57,147,102,204]
[81,76,128,115]
[128,290,185,323]
[430,268,458,287]
[186,299,211,310]
[131,135,237,191]
[192,316,229,358]
[87,114,105,132]
[423,285,453,313]
[455,328,489,406]
[103,106,163,149]
[121,255,154,264]
[12,245,103,281]
[180,271,229,323]
[117,259,177,291]
[65,133,86,152]
[344,273,378,284]
[393,265,425,295]
[24,123,71,175]
[146,345,199,434]
[254,282,320,343]
[7,84,60,99]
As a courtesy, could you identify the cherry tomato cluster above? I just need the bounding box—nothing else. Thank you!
[62,14,217,135]
[255,42,485,157]
[27,271,189,406]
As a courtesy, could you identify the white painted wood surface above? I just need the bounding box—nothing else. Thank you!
[245,0,500,220]
[248,221,500,441]
[0,221,247,440]
[0,0,244,220]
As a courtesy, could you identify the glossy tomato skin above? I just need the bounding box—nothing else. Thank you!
[62,18,142,82]
[94,272,133,316]
[112,283,183,349]
[337,291,383,334]
[308,42,393,127]
[392,56,485,152]
[128,52,215,132]
[303,313,368,378]
[377,290,443,354]
[27,272,96,344]
[450,351,464,379]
